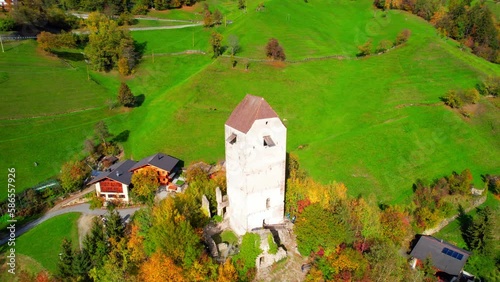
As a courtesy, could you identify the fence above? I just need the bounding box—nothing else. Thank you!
[0,36,37,41]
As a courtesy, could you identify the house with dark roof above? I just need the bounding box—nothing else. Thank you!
[88,160,137,203]
[410,235,471,279]
[129,153,181,186]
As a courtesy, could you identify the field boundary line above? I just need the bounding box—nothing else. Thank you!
[0,106,102,121]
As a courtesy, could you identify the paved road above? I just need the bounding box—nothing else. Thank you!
[0,203,142,246]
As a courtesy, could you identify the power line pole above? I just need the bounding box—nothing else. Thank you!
[0,36,4,53]
[152,50,155,63]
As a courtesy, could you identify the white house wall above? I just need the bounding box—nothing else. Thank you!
[225,117,286,235]
[94,182,130,203]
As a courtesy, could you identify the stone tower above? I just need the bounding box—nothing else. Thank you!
[225,94,287,235]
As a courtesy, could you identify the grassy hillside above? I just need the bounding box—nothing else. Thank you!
[0,213,80,277]
[0,0,499,204]
[120,0,500,204]
[0,41,117,200]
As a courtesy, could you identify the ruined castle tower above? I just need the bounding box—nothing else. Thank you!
[225,94,287,235]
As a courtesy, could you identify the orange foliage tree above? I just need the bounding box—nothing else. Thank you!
[217,259,238,282]
[139,251,185,282]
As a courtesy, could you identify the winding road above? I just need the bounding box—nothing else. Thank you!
[0,189,143,246]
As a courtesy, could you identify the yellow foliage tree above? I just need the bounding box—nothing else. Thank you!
[217,259,238,282]
[127,224,146,263]
[131,167,159,203]
[139,251,185,282]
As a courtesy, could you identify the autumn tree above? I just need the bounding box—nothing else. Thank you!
[149,197,203,267]
[127,224,147,263]
[84,13,137,72]
[395,29,411,45]
[357,39,372,57]
[37,31,76,51]
[117,82,135,107]
[139,251,186,282]
[131,167,160,204]
[94,120,112,148]
[60,159,90,193]
[265,38,286,61]
[203,7,213,27]
[213,9,223,25]
[210,31,223,58]
[380,206,412,245]
[217,259,238,282]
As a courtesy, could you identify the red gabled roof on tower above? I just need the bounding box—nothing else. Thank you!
[225,94,279,133]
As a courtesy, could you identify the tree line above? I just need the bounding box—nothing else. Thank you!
[374,0,500,63]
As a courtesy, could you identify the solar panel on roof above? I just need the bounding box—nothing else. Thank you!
[441,247,464,261]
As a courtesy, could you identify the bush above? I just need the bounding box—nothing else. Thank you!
[232,233,261,280]
[357,39,372,57]
[0,17,15,31]
[395,29,411,45]
[462,89,480,104]
[441,90,463,108]
[376,39,393,53]
[117,83,135,106]
[268,234,278,254]
[442,89,480,109]
[477,76,500,97]
[266,38,286,61]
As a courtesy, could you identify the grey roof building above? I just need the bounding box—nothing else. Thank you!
[129,153,180,173]
[88,159,137,185]
[410,235,471,276]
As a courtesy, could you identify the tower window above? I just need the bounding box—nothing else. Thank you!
[266,198,270,209]
[227,133,237,145]
[263,135,275,147]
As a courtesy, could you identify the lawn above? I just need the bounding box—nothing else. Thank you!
[0,213,80,276]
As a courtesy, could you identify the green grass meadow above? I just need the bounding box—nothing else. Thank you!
[0,213,80,277]
[0,0,499,206]
[0,41,118,200]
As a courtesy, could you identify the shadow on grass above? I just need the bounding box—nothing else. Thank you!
[135,94,145,107]
[113,130,130,143]
[51,50,85,61]
[134,41,148,58]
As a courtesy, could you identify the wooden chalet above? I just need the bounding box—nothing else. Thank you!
[129,153,181,185]
[88,160,137,203]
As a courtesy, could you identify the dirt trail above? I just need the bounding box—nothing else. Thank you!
[78,214,96,248]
